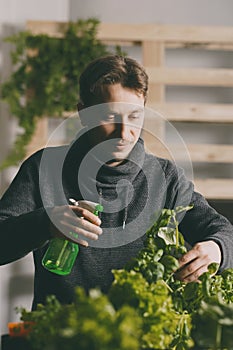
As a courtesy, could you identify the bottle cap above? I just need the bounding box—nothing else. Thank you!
[69,198,103,215]
[94,204,104,214]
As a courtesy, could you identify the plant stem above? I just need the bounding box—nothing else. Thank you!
[161,279,173,293]
[215,323,222,350]
[173,214,179,249]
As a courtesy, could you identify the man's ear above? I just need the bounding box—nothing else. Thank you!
[77,102,86,126]
[77,102,84,112]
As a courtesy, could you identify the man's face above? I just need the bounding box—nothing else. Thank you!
[81,84,145,165]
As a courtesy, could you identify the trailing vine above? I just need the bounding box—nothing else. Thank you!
[1,18,120,170]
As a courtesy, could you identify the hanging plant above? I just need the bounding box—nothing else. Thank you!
[1,18,122,170]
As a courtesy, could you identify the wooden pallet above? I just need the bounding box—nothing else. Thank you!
[26,21,233,199]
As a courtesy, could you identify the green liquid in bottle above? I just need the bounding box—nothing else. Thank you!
[42,203,103,275]
[42,237,79,275]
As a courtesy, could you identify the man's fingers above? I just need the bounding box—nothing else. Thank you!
[51,205,102,226]
[178,249,198,268]
[52,206,102,235]
[71,236,89,247]
[49,205,103,246]
[70,206,102,225]
[175,241,222,283]
[178,242,210,268]
[177,245,208,281]
[176,263,208,282]
[60,220,102,241]
[61,216,102,235]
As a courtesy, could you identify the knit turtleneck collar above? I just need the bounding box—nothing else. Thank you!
[71,126,145,168]
[94,137,145,231]
[95,137,145,184]
[63,128,146,231]
[66,127,145,186]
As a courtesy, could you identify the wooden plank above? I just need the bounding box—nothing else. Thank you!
[146,67,233,87]
[26,20,68,37]
[194,179,233,199]
[189,144,233,163]
[148,103,233,123]
[142,42,165,142]
[26,118,48,158]
[167,42,233,51]
[143,42,165,103]
[26,21,233,46]
[97,23,233,45]
[151,143,233,163]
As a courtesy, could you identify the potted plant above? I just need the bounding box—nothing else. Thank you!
[6,207,233,350]
[0,18,120,170]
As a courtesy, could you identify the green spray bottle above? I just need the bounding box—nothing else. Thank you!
[42,199,103,275]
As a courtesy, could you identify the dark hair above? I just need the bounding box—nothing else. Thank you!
[79,55,148,106]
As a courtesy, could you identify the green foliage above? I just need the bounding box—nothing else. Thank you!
[109,206,233,349]
[110,207,194,349]
[20,288,141,350]
[18,295,70,349]
[0,18,119,170]
[18,206,233,349]
[192,299,233,349]
[110,270,184,349]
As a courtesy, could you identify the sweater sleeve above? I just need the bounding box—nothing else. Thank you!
[179,191,233,272]
[0,154,51,265]
[164,160,233,271]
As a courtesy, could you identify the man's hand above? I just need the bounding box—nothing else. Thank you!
[175,240,221,282]
[49,205,102,247]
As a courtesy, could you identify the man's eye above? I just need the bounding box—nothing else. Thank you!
[129,113,143,120]
[103,114,118,122]
[107,114,115,121]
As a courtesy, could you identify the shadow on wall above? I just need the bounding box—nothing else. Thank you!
[8,274,34,321]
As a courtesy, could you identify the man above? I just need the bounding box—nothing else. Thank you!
[0,55,232,309]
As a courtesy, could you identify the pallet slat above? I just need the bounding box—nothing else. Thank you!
[26,21,233,47]
[26,118,48,157]
[146,67,233,87]
[166,42,233,51]
[143,42,165,103]
[26,20,68,37]
[152,143,233,163]
[149,103,233,123]
[98,23,233,44]
[194,179,233,199]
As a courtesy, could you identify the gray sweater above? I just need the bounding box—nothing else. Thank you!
[0,135,232,309]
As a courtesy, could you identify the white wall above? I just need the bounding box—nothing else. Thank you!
[0,0,233,340]
[69,0,233,25]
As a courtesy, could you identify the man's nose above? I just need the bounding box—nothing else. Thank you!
[116,120,131,140]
